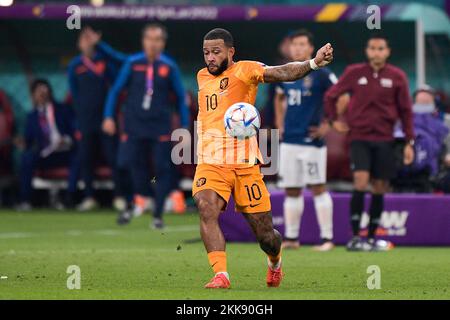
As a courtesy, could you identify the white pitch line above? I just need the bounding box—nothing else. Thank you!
[0,248,182,255]
[95,230,122,236]
[0,232,34,239]
[0,224,199,239]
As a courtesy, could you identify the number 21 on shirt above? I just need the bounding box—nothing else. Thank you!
[287,89,301,106]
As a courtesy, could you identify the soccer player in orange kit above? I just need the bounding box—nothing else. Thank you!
[193,28,333,289]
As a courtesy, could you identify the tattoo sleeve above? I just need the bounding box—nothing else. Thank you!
[263,61,312,83]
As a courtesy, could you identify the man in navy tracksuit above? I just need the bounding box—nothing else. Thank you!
[103,23,189,229]
[68,27,127,211]
[87,28,181,210]
[17,79,78,210]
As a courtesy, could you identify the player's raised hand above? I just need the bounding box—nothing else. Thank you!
[314,43,333,67]
[102,118,116,136]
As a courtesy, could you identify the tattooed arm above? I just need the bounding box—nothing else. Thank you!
[263,43,334,83]
[264,61,312,83]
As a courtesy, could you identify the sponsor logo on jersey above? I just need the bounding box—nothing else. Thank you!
[158,65,170,78]
[380,78,393,88]
[358,76,368,85]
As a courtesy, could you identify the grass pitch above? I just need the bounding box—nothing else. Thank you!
[0,210,449,300]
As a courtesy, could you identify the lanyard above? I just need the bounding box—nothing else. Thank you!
[146,64,154,95]
[38,103,55,141]
[142,64,154,110]
[81,56,103,76]
[46,103,55,126]
[38,110,50,138]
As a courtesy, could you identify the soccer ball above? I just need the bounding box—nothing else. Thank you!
[224,102,261,139]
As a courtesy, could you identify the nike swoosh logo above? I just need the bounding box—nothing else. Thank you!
[249,203,261,208]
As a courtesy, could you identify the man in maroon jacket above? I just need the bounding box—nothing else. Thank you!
[324,34,415,251]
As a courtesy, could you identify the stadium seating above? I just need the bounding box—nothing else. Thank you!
[32,166,113,207]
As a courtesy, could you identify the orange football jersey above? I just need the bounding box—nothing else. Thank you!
[196,60,266,167]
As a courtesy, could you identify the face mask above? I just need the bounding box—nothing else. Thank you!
[413,103,435,114]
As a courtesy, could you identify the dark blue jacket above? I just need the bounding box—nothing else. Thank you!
[103,52,189,138]
[67,42,120,133]
[24,102,75,153]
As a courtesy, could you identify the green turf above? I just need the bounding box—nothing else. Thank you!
[0,209,449,300]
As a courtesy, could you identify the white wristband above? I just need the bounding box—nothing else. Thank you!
[309,59,319,70]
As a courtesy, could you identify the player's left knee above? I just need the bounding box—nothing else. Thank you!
[257,229,280,249]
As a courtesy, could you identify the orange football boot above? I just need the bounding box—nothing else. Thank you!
[204,273,231,289]
[266,265,284,287]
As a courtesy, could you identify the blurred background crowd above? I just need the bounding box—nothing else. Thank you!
[0,0,449,212]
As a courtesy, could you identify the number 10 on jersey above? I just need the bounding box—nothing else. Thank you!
[206,94,218,111]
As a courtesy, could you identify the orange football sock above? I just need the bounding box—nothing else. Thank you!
[207,251,227,274]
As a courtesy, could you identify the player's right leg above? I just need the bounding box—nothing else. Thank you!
[192,164,233,289]
[194,189,230,289]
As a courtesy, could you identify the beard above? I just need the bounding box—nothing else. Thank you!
[207,58,229,76]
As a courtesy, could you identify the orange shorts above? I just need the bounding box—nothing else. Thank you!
[192,164,271,214]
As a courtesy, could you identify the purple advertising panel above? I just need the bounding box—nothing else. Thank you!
[0,3,394,21]
[220,191,450,246]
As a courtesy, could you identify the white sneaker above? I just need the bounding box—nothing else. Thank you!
[16,202,32,211]
[368,239,395,252]
[281,240,300,250]
[151,217,165,230]
[312,241,335,252]
[360,240,374,252]
[77,197,98,212]
[132,205,145,217]
[54,201,65,211]
[113,197,127,211]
